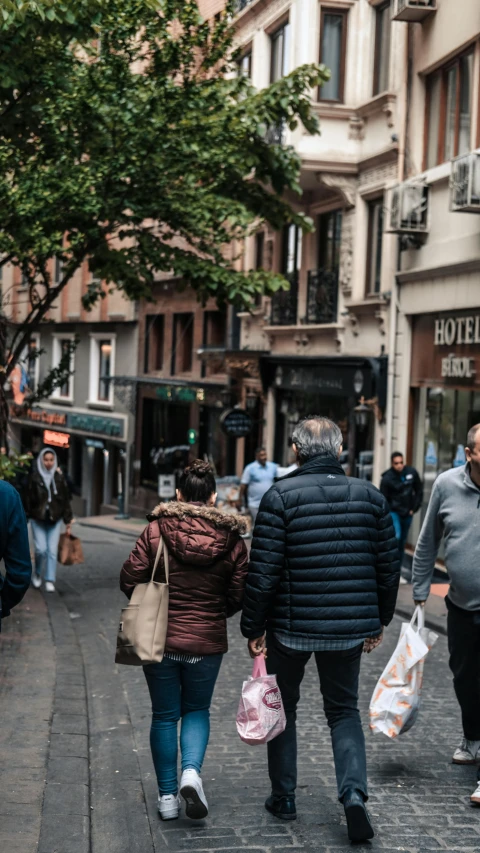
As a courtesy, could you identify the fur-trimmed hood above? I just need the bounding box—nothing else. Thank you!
[147,501,247,567]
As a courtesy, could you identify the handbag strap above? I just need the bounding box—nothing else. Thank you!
[151,534,169,584]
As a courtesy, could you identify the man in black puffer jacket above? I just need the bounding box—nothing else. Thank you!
[241,416,400,843]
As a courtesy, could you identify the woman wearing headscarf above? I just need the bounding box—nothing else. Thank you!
[23,447,73,592]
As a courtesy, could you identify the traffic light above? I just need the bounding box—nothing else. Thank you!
[187,428,198,445]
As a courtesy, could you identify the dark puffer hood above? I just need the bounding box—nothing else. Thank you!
[147,501,247,567]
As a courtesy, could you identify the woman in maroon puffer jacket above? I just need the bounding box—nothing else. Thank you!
[120,460,248,823]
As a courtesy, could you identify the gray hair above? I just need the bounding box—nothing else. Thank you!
[291,416,343,463]
[467,423,480,451]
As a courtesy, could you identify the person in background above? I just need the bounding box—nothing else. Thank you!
[241,417,400,842]
[22,447,72,593]
[120,460,248,822]
[380,452,423,567]
[412,423,480,807]
[0,479,32,631]
[240,448,277,524]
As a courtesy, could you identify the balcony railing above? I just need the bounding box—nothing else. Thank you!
[271,272,298,326]
[305,269,339,324]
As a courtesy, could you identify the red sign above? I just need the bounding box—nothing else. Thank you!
[43,430,70,449]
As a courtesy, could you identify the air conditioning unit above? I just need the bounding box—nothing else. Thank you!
[450,151,480,213]
[388,183,429,234]
[392,0,436,22]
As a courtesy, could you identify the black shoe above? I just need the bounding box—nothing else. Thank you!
[343,790,374,842]
[265,794,297,821]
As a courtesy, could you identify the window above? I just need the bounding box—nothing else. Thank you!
[52,335,75,401]
[318,210,342,271]
[373,2,391,96]
[19,333,40,394]
[270,22,290,83]
[171,313,194,374]
[238,51,252,78]
[89,334,116,405]
[255,231,265,270]
[53,257,63,285]
[365,198,384,295]
[425,50,474,168]
[203,311,226,348]
[144,314,164,373]
[319,9,348,102]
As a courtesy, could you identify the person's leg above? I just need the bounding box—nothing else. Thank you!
[399,515,413,561]
[30,520,47,579]
[315,644,367,802]
[45,520,63,584]
[179,654,223,774]
[447,602,480,743]
[390,511,401,544]
[144,659,182,795]
[265,634,310,799]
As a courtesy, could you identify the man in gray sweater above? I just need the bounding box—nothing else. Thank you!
[412,423,480,806]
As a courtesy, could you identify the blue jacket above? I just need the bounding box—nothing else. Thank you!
[241,454,400,642]
[0,480,32,626]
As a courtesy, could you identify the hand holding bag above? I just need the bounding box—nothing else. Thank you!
[58,532,84,566]
[115,534,169,666]
[369,605,438,738]
[236,655,286,745]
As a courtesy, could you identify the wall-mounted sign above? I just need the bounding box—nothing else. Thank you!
[434,315,480,346]
[69,413,124,437]
[158,474,176,499]
[10,405,125,439]
[43,430,70,449]
[220,408,253,438]
[441,355,476,379]
[411,312,480,389]
[85,439,105,449]
[156,386,204,403]
[11,405,67,427]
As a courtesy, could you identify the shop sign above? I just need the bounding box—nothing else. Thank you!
[156,386,204,403]
[85,439,105,449]
[10,405,67,427]
[220,408,253,438]
[272,363,373,399]
[411,312,480,388]
[43,430,70,449]
[69,413,124,438]
[441,355,476,379]
[434,315,480,346]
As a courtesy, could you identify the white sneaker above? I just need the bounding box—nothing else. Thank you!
[31,574,42,589]
[45,582,56,593]
[180,768,208,819]
[452,738,480,765]
[471,781,480,805]
[157,794,180,820]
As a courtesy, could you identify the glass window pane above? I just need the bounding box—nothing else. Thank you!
[458,52,473,156]
[444,65,457,161]
[270,27,285,83]
[426,72,441,168]
[374,4,391,95]
[320,14,344,101]
[98,339,112,401]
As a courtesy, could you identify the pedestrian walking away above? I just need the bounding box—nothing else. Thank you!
[120,460,248,822]
[240,448,277,525]
[380,451,423,569]
[412,423,480,806]
[241,416,400,842]
[22,447,73,593]
[0,478,32,630]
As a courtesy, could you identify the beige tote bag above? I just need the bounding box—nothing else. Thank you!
[115,534,169,666]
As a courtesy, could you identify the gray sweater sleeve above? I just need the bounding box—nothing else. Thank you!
[412,479,444,601]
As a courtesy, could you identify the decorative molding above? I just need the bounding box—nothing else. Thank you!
[316,174,357,209]
[224,354,261,379]
[359,159,398,190]
[357,92,397,125]
[303,158,358,175]
[293,332,310,353]
[346,311,360,336]
[348,116,365,141]
[375,307,388,336]
[397,258,480,285]
[339,210,354,296]
[358,145,399,173]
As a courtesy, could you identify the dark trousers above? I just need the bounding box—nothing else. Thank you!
[266,634,367,802]
[390,511,412,564]
[447,598,480,768]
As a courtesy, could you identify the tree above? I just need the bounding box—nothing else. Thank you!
[0,0,328,444]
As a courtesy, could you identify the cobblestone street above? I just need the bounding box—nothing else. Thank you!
[1,523,479,853]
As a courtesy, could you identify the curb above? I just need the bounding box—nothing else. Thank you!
[77,519,145,537]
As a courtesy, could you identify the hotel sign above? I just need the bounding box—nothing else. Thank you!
[411,312,480,388]
[434,315,480,346]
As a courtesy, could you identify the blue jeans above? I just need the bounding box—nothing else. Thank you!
[31,519,63,583]
[266,634,367,802]
[143,654,223,795]
[390,512,412,563]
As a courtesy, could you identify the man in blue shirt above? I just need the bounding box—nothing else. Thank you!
[240,448,278,524]
[0,479,32,631]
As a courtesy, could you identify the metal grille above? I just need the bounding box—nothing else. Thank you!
[270,272,298,326]
[305,269,339,325]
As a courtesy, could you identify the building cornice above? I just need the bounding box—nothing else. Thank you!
[397,258,480,285]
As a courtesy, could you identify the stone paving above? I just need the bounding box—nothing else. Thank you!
[1,523,480,852]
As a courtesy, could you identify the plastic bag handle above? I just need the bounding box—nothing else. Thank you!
[252,655,267,678]
[410,604,425,631]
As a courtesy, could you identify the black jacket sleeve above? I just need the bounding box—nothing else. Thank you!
[412,469,424,513]
[1,489,32,617]
[240,488,286,639]
[375,498,401,626]
[379,471,391,505]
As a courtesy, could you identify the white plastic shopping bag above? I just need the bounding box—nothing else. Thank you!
[236,655,286,745]
[369,605,438,738]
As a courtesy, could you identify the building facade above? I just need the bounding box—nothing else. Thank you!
[232,0,408,483]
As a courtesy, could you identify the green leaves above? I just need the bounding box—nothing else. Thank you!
[0,0,328,346]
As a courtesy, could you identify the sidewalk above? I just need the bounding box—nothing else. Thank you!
[396,579,449,635]
[78,514,147,537]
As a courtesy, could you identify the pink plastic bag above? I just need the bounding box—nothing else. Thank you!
[236,655,286,745]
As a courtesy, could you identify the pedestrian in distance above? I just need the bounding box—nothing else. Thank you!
[412,423,480,806]
[241,416,400,843]
[380,451,423,569]
[0,478,32,631]
[240,447,277,525]
[120,460,248,822]
[22,447,73,593]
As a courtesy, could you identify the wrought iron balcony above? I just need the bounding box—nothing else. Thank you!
[270,272,298,326]
[305,269,339,325]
